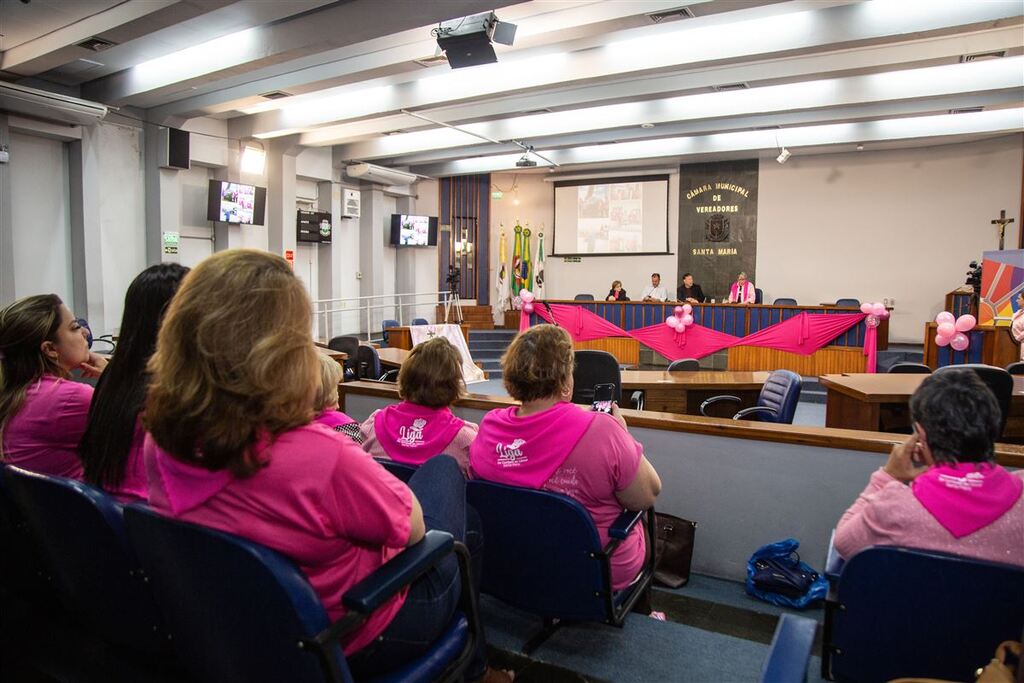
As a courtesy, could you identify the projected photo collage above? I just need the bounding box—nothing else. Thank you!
[577,182,643,252]
[400,215,430,246]
[220,183,256,224]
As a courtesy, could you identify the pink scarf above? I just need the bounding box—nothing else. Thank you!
[315,409,357,429]
[469,402,596,488]
[912,463,1023,538]
[373,402,465,465]
[730,281,751,302]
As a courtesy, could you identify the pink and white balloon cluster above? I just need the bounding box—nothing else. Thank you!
[519,290,536,314]
[665,304,695,332]
[934,311,976,351]
[859,302,890,328]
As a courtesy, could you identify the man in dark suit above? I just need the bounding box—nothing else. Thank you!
[676,273,706,303]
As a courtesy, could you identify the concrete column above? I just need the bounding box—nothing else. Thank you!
[143,122,182,265]
[0,115,13,305]
[67,126,106,331]
[360,184,386,334]
[265,138,301,259]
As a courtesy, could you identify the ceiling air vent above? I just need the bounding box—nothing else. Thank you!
[414,54,449,68]
[713,82,749,92]
[75,36,117,52]
[259,90,292,100]
[648,6,695,23]
[960,51,1006,63]
[949,106,984,114]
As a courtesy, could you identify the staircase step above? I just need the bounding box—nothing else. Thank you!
[469,341,512,351]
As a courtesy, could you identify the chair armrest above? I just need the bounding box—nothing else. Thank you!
[733,406,778,421]
[759,614,817,683]
[699,395,741,416]
[342,530,454,614]
[630,390,644,410]
[608,509,644,540]
[824,528,844,583]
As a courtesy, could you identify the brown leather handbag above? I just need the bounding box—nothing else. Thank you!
[652,513,696,588]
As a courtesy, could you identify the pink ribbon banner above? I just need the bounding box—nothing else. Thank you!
[522,303,876,370]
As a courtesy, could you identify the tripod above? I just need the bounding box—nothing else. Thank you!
[444,285,464,324]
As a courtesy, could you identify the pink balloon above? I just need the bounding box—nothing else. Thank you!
[860,303,873,314]
[682,304,693,314]
[935,311,955,325]
[955,314,977,332]
[871,302,886,316]
[879,309,891,320]
[665,316,679,329]
[865,316,880,328]
[519,290,535,303]
[934,334,950,347]
[681,314,694,326]
[673,306,684,316]
[950,332,969,351]
[522,302,534,314]
[937,322,955,338]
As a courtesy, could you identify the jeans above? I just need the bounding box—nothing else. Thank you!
[347,455,486,678]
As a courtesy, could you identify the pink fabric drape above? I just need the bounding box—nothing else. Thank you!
[522,304,875,368]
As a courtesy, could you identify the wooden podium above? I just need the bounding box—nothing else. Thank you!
[923,322,1018,369]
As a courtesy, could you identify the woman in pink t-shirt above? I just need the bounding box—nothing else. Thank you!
[144,250,506,682]
[361,336,478,476]
[0,294,107,478]
[836,370,1023,567]
[78,264,188,502]
[313,353,363,444]
[469,324,662,592]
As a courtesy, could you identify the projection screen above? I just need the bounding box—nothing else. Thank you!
[553,175,670,256]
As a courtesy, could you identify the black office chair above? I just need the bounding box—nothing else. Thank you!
[754,288,763,304]
[773,298,798,306]
[571,350,621,405]
[379,369,400,382]
[573,294,595,301]
[327,336,360,380]
[667,358,700,372]
[356,345,382,380]
[887,362,931,374]
[382,319,399,345]
[835,298,860,307]
[700,370,802,423]
[934,364,1012,437]
[1006,361,1024,376]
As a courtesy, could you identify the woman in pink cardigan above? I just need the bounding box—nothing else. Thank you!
[727,272,755,304]
[836,370,1023,567]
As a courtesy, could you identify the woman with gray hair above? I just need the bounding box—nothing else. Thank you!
[727,271,755,304]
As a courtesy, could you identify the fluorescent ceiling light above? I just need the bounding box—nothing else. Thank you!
[240,144,266,174]
[133,28,260,92]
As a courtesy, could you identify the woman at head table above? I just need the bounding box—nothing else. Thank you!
[606,280,629,302]
[727,272,756,304]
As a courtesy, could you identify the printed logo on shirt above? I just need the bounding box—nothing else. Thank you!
[398,418,428,448]
[937,471,985,492]
[496,439,527,467]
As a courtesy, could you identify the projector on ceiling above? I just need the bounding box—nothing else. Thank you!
[515,157,538,168]
[435,11,517,69]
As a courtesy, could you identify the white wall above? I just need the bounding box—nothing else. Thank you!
[758,135,1023,342]
[489,172,680,303]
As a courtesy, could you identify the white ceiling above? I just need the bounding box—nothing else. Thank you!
[1,0,1021,176]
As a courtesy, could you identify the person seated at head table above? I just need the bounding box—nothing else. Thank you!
[835,369,1024,567]
[727,272,756,304]
[360,337,478,476]
[606,280,629,302]
[676,273,706,304]
[314,353,364,445]
[641,273,668,302]
[469,324,662,594]
[79,264,189,502]
[142,249,510,682]
[0,294,108,479]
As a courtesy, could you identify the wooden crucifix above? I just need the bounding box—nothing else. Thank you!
[992,209,1015,250]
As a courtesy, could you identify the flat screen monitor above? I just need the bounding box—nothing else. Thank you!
[390,214,438,247]
[207,180,267,225]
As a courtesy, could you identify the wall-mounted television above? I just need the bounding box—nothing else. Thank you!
[390,214,438,247]
[297,210,332,244]
[207,180,267,225]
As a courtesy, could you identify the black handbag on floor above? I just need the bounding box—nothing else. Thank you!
[653,513,696,588]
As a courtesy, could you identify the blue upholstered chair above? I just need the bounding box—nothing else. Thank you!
[3,467,172,658]
[573,293,595,301]
[1006,361,1024,376]
[411,317,429,326]
[571,350,622,405]
[466,480,655,654]
[666,358,700,372]
[699,369,802,423]
[328,336,360,380]
[381,319,399,345]
[356,345,382,381]
[934,363,1012,437]
[886,362,931,374]
[0,466,61,612]
[823,546,1024,682]
[374,458,417,483]
[834,298,860,307]
[772,297,797,306]
[123,505,477,683]
[760,614,817,683]
[754,288,763,304]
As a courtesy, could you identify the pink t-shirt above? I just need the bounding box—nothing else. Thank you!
[836,467,1024,567]
[144,423,413,655]
[104,422,148,503]
[2,374,90,479]
[360,407,478,476]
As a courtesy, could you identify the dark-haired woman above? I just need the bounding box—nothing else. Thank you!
[79,263,188,501]
[0,294,107,478]
[836,369,1023,566]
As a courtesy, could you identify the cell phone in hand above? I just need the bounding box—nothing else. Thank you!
[591,383,615,413]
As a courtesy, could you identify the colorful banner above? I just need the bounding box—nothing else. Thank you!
[534,229,546,299]
[512,223,523,296]
[979,249,1024,326]
[521,225,533,293]
[495,225,510,312]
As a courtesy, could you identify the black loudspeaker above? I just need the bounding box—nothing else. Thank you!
[437,32,497,68]
[159,127,190,170]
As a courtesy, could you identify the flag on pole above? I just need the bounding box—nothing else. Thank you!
[521,226,533,292]
[495,225,510,312]
[534,228,546,299]
[512,222,523,296]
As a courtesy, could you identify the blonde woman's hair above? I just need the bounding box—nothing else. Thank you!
[398,336,464,408]
[0,294,65,458]
[315,353,344,412]
[145,249,319,477]
[611,280,622,289]
[501,324,574,403]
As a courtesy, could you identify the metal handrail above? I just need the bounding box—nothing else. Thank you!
[312,290,454,343]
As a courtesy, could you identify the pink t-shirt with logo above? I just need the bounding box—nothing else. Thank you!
[2,374,90,479]
[360,406,478,476]
[144,423,413,655]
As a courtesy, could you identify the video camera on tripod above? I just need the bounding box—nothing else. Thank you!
[446,265,461,291]
[965,260,982,288]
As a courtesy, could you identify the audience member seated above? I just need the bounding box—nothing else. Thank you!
[835,370,1023,567]
[360,337,477,476]
[727,272,756,304]
[313,353,364,444]
[142,249,507,682]
[606,280,629,301]
[469,324,662,592]
[78,264,188,502]
[0,294,107,478]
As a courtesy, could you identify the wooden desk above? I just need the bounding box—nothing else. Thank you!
[821,373,1024,441]
[922,322,1018,369]
[377,347,410,368]
[315,345,346,363]
[386,325,470,350]
[621,370,768,416]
